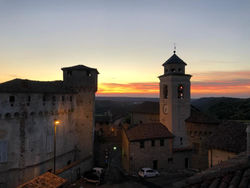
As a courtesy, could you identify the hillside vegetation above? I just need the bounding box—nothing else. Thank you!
[192,97,250,120]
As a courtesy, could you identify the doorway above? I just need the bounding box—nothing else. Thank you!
[153,160,158,169]
[185,158,189,168]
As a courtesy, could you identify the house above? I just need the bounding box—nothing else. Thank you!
[122,123,174,174]
[122,51,194,173]
[0,65,98,187]
[130,101,159,125]
[174,123,250,188]
[186,106,220,170]
[207,121,247,168]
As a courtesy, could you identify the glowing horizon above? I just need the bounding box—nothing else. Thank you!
[97,70,250,98]
[0,1,249,99]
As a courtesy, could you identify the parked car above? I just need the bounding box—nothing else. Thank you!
[83,168,105,185]
[138,168,160,178]
[93,167,105,175]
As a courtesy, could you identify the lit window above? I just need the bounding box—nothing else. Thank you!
[178,85,184,99]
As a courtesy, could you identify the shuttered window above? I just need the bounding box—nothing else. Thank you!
[0,141,8,163]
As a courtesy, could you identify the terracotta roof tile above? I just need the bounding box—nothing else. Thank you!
[130,101,159,114]
[17,172,67,188]
[207,121,246,153]
[162,53,187,66]
[174,154,250,188]
[186,106,220,124]
[125,123,174,141]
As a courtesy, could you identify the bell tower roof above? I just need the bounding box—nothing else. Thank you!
[162,52,187,66]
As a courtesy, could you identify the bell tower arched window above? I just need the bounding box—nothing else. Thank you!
[164,85,168,99]
[178,85,184,99]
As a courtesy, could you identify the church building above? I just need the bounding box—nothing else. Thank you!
[122,51,193,173]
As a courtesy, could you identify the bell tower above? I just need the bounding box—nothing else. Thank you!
[159,51,191,148]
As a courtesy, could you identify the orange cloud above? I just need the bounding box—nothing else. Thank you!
[97,70,250,98]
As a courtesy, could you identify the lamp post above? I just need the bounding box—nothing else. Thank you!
[54,119,60,174]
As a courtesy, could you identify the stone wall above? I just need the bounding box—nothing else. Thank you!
[186,122,218,170]
[126,138,173,174]
[208,149,237,168]
[0,90,96,187]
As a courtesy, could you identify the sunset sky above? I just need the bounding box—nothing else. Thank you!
[0,0,249,98]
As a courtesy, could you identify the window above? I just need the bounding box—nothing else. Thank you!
[178,68,182,72]
[151,140,155,147]
[164,85,168,99]
[160,139,164,146]
[52,96,56,101]
[193,143,200,154]
[0,141,8,163]
[180,137,183,145]
[87,71,92,77]
[27,96,31,102]
[70,96,73,102]
[171,68,176,72]
[67,70,72,76]
[178,85,184,99]
[168,158,173,164]
[140,141,144,148]
[9,96,15,102]
[62,96,65,101]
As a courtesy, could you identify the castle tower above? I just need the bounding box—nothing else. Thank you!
[159,51,191,149]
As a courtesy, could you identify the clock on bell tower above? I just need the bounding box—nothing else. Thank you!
[159,50,192,149]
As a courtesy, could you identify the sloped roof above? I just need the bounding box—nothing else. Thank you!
[186,106,220,124]
[61,64,99,73]
[0,79,73,93]
[162,53,187,66]
[207,121,246,153]
[130,101,159,114]
[17,172,67,188]
[125,123,174,141]
[174,153,250,188]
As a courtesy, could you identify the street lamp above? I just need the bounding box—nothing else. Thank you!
[54,119,60,174]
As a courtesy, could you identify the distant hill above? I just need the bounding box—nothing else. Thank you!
[96,97,159,102]
[192,97,250,120]
[95,97,250,121]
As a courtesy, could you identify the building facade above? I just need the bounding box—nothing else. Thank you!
[121,51,194,173]
[186,107,220,170]
[159,51,192,168]
[122,123,174,174]
[0,65,98,187]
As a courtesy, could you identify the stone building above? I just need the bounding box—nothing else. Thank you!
[159,51,192,169]
[207,121,247,168]
[122,123,174,174]
[174,123,250,188]
[0,65,98,188]
[121,51,194,173]
[186,106,220,170]
[130,101,159,125]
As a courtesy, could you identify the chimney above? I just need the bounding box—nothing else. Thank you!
[246,123,250,158]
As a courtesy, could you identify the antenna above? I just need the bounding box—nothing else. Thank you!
[173,43,176,54]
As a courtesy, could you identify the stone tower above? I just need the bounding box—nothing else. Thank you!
[159,51,191,149]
